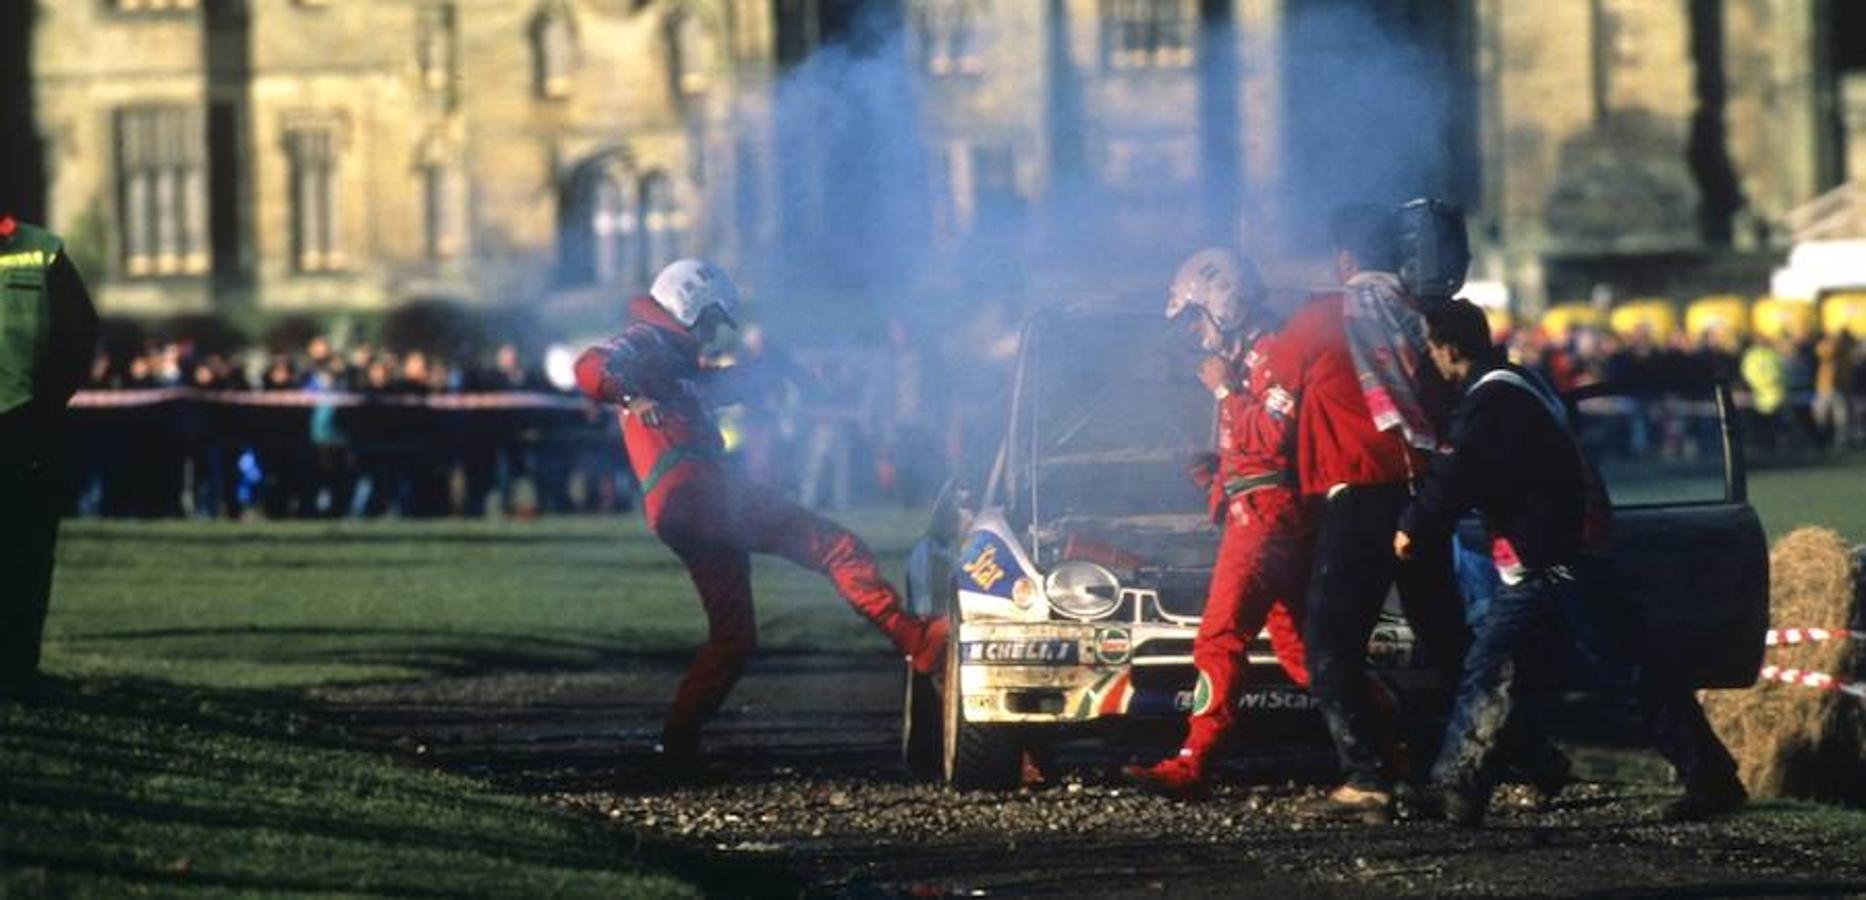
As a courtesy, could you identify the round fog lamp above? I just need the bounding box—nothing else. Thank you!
[1043,562,1121,620]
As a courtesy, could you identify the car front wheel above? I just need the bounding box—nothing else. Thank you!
[940,633,1021,790]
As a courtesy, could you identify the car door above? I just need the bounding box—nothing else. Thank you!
[1569,382,1768,688]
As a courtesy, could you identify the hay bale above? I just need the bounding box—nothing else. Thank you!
[1700,527,1865,805]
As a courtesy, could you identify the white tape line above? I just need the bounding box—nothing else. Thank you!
[70,389,589,411]
[1764,628,1866,647]
[1758,665,1866,700]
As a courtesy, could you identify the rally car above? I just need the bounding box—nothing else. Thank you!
[900,302,1769,791]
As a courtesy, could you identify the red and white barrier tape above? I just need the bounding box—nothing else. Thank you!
[69,389,589,411]
[1758,665,1866,700]
[1764,628,1866,647]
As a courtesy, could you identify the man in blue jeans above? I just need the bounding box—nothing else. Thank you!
[1394,299,1746,826]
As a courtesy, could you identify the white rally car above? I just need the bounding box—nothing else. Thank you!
[901,303,1768,790]
[897,304,1426,789]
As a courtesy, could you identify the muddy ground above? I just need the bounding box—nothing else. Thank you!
[309,653,1866,898]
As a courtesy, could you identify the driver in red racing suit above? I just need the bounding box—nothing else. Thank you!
[1122,248,1313,799]
[574,260,948,781]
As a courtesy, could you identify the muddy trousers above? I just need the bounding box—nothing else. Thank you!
[1433,564,1740,796]
[648,472,931,753]
[0,417,65,693]
[1303,484,1470,791]
[1183,488,1312,763]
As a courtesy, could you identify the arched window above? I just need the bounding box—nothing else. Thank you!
[639,172,683,277]
[912,0,987,76]
[1100,0,1195,69]
[531,5,575,100]
[418,3,457,93]
[559,156,641,287]
[418,135,465,260]
[670,12,718,96]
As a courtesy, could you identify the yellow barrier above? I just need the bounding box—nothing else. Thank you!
[1540,302,1604,339]
[1482,307,1513,340]
[1752,297,1819,341]
[1821,292,1866,339]
[1607,298,1678,340]
[1685,295,1749,341]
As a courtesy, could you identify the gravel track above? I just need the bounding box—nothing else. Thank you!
[310,653,1866,898]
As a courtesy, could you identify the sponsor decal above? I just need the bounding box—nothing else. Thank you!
[957,532,1021,597]
[1092,627,1132,665]
[1189,671,1214,716]
[960,640,1079,665]
[1236,687,1320,711]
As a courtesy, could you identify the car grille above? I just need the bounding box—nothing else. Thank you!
[1133,568,1210,622]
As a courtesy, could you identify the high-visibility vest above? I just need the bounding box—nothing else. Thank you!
[0,223,65,414]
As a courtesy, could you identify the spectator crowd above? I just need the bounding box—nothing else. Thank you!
[66,315,1005,521]
[1504,321,1864,459]
[62,300,1866,522]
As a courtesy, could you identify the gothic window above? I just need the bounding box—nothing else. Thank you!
[417,3,457,94]
[560,159,642,287]
[286,123,344,272]
[728,0,772,64]
[1100,0,1195,70]
[671,12,719,95]
[912,0,986,76]
[938,141,1019,240]
[116,106,209,277]
[531,6,575,100]
[639,172,684,277]
[419,140,465,260]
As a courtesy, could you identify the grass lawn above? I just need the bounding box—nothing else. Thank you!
[7,511,923,897]
[1748,454,1866,542]
[2,682,695,898]
[7,459,1861,897]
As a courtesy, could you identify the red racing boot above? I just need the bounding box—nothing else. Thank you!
[1122,750,1212,801]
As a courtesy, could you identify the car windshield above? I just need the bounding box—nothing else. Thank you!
[1018,311,1213,528]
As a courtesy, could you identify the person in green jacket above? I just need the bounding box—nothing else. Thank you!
[0,212,99,697]
[1739,337,1786,454]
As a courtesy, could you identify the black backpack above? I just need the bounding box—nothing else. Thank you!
[1396,198,1470,306]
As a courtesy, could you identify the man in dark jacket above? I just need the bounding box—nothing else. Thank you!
[0,214,100,696]
[1395,299,1746,826]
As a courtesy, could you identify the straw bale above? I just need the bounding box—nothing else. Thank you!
[1700,527,1864,805]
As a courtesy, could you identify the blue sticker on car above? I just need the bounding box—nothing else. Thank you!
[956,531,1022,598]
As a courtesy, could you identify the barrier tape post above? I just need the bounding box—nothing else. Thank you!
[1758,665,1866,700]
[1764,628,1866,647]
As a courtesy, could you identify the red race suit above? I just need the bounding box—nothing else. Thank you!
[1180,327,1313,765]
[1249,289,1428,496]
[575,297,942,755]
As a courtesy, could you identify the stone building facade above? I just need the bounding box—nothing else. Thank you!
[21,0,1866,321]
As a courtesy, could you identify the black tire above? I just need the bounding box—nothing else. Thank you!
[901,662,942,781]
[941,631,1021,790]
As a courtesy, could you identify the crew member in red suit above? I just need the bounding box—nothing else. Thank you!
[1259,205,1469,822]
[574,259,948,781]
[1121,248,1313,799]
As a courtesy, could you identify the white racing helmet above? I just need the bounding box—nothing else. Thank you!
[650,258,740,329]
[1164,247,1264,336]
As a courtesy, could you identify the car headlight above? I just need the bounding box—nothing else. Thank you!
[1043,561,1122,620]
